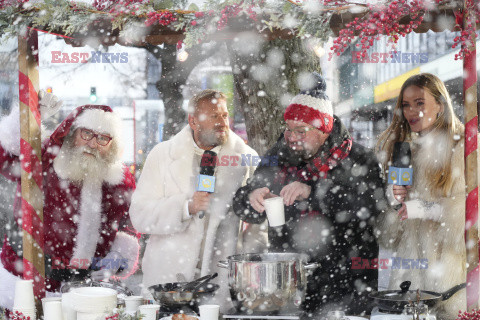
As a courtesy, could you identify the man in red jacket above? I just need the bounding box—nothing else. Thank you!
[0,92,140,310]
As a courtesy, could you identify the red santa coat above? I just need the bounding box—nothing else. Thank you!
[0,105,139,292]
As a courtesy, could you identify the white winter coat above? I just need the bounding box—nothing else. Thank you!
[129,126,257,310]
[378,131,472,320]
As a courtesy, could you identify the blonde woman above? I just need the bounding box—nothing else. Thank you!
[376,73,467,319]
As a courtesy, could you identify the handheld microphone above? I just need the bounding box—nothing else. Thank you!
[196,150,217,219]
[388,142,413,209]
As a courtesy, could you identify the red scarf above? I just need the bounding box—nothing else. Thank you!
[276,137,352,185]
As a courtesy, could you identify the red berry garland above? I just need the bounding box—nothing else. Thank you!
[450,0,479,60]
[457,309,480,320]
[105,313,119,320]
[9,310,31,320]
[217,4,243,30]
[328,0,479,60]
[145,10,177,27]
[0,0,29,10]
[330,0,424,57]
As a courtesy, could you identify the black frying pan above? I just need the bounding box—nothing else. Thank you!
[369,281,466,313]
[148,273,219,307]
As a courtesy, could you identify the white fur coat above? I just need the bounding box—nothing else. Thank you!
[129,126,257,311]
[378,131,469,320]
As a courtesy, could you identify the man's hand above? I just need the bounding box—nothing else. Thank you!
[280,182,311,206]
[90,251,124,281]
[280,181,312,206]
[188,191,211,215]
[38,90,62,121]
[392,185,411,203]
[248,187,278,213]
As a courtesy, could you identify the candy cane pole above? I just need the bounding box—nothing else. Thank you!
[463,0,479,311]
[18,29,45,315]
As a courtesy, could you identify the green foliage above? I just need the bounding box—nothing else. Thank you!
[187,3,200,11]
[115,307,144,320]
[0,0,334,48]
[152,0,174,10]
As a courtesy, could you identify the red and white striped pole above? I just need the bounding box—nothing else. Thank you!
[463,0,479,311]
[18,29,45,314]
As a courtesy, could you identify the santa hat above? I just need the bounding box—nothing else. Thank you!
[284,72,334,133]
[73,107,122,139]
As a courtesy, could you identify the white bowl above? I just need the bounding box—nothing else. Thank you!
[71,287,117,313]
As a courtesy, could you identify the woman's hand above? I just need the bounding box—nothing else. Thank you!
[398,202,408,221]
[392,185,411,202]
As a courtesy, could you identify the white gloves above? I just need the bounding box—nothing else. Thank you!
[38,90,63,121]
[90,251,127,281]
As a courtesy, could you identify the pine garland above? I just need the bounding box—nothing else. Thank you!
[0,0,476,59]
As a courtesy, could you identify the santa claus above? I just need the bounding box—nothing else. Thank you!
[0,92,140,310]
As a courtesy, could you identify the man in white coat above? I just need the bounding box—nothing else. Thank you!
[129,89,258,311]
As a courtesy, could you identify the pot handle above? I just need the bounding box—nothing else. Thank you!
[303,262,320,270]
[217,261,229,269]
[441,282,466,301]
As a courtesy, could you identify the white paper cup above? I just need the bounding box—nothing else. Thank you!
[199,304,220,320]
[327,311,347,320]
[13,279,35,310]
[138,304,159,320]
[42,297,62,311]
[44,301,63,320]
[62,292,77,320]
[264,197,285,227]
[124,296,143,315]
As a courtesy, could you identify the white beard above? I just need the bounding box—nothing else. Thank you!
[53,140,111,184]
[52,139,114,265]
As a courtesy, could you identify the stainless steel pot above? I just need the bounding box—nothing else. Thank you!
[217,253,319,313]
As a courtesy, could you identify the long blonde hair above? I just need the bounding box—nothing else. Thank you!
[376,73,464,196]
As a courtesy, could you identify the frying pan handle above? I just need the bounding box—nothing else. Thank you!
[217,261,229,269]
[400,281,411,293]
[303,262,320,270]
[441,283,466,301]
[191,273,218,292]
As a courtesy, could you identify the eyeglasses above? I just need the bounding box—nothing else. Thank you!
[284,126,316,139]
[79,128,113,146]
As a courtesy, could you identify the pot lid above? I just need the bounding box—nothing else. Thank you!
[227,252,310,262]
[374,281,441,302]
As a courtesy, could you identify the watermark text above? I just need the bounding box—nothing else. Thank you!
[52,257,129,270]
[51,51,129,63]
[351,257,428,269]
